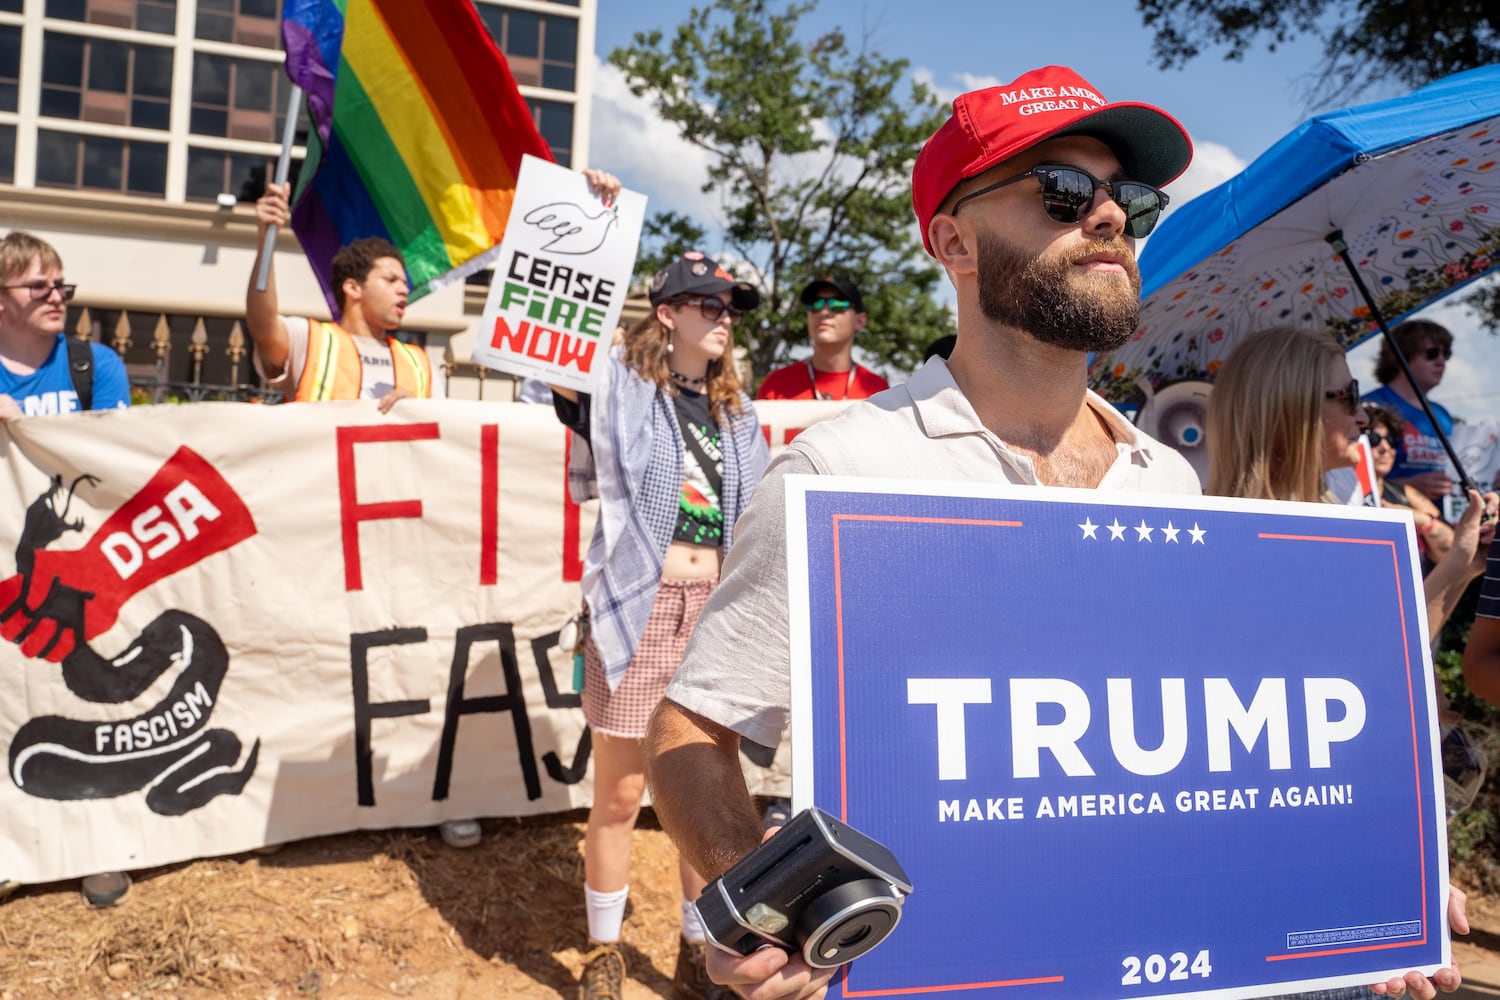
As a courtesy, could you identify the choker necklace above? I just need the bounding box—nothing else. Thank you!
[669,368,707,386]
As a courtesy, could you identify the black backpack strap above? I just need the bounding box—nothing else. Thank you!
[66,337,93,411]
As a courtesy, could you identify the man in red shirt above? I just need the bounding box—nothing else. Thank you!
[755,276,890,400]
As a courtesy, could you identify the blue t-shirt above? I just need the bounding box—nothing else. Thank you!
[0,336,130,415]
[1360,383,1453,483]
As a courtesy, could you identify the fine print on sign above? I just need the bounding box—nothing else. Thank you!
[472,154,647,394]
[785,477,1450,1000]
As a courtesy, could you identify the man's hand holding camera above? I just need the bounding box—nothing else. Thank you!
[705,827,838,1000]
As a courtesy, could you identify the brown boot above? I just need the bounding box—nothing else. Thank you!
[673,937,731,1000]
[578,940,626,1000]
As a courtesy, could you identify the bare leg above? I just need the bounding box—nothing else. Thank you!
[584,733,646,893]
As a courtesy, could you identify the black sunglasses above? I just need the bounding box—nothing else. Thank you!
[3,281,76,302]
[1366,430,1398,449]
[1324,378,1360,414]
[1423,346,1453,361]
[950,163,1170,239]
[676,295,743,322]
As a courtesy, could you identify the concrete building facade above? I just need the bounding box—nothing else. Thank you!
[0,0,598,400]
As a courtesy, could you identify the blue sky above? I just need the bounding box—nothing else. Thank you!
[590,1,1499,424]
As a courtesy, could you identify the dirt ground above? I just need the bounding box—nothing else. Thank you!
[6,813,1500,999]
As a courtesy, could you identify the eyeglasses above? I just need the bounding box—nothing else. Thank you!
[676,296,744,322]
[806,298,852,313]
[1366,430,1398,449]
[1324,378,1360,414]
[3,281,76,302]
[1423,346,1453,361]
[950,163,1170,239]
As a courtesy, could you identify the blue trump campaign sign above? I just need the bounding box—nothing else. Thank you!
[783,477,1450,1000]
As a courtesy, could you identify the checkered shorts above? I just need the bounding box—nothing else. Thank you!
[582,577,717,738]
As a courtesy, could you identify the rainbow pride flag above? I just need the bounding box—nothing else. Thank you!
[281,0,553,312]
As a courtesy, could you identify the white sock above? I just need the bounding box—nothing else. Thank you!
[680,898,706,943]
[585,884,629,943]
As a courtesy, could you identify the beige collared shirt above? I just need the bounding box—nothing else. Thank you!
[666,356,1202,747]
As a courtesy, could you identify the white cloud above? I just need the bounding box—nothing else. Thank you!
[588,58,721,226]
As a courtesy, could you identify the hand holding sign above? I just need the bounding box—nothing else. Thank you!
[472,157,646,394]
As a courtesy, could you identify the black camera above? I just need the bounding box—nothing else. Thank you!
[695,807,913,969]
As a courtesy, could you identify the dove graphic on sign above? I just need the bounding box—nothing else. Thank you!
[522,202,619,255]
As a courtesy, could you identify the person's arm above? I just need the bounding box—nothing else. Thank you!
[0,395,24,421]
[1422,490,1498,635]
[1403,485,1455,562]
[1390,470,1456,504]
[246,181,293,379]
[1462,539,1500,704]
[645,699,837,1000]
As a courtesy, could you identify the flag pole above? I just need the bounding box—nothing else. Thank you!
[255,85,304,293]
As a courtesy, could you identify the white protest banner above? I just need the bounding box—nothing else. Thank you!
[0,398,846,886]
[470,154,647,393]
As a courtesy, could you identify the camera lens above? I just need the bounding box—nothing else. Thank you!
[796,878,903,969]
[835,923,873,949]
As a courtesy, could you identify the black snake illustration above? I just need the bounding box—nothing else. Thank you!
[4,475,259,816]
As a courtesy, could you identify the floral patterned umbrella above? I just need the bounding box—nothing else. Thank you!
[1090,66,1500,418]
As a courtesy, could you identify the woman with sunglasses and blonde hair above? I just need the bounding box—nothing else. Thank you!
[551,251,768,1000]
[1207,327,1493,639]
[1208,327,1495,1000]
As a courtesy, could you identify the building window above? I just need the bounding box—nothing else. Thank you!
[45,0,177,35]
[186,147,302,204]
[190,52,286,141]
[0,125,14,184]
[41,33,173,130]
[477,8,577,91]
[527,98,573,167]
[195,0,281,49]
[36,129,167,195]
[0,24,18,113]
[0,0,20,12]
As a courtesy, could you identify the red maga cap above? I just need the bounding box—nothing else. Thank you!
[911,66,1193,255]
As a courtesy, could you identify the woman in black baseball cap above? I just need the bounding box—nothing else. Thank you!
[551,250,767,999]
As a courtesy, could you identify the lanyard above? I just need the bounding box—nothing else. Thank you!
[806,361,857,401]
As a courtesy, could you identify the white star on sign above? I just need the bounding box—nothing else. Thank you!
[1161,521,1181,543]
[1134,520,1154,541]
[1079,517,1099,540]
[1107,519,1127,540]
[1189,522,1207,545]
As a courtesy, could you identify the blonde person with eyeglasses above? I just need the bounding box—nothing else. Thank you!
[1208,327,1495,1000]
[0,231,131,909]
[550,251,769,1000]
[0,231,129,421]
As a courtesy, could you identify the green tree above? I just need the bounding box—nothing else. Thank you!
[609,0,953,381]
[1137,0,1500,104]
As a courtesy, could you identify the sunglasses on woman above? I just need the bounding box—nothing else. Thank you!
[1423,346,1453,361]
[1365,430,1398,449]
[950,163,1170,239]
[1324,378,1360,414]
[676,296,744,322]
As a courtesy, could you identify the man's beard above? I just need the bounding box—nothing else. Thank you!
[974,226,1142,352]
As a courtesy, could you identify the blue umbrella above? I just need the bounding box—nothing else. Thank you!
[1090,64,1500,490]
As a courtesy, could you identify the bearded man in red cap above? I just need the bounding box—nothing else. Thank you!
[642,67,1465,999]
